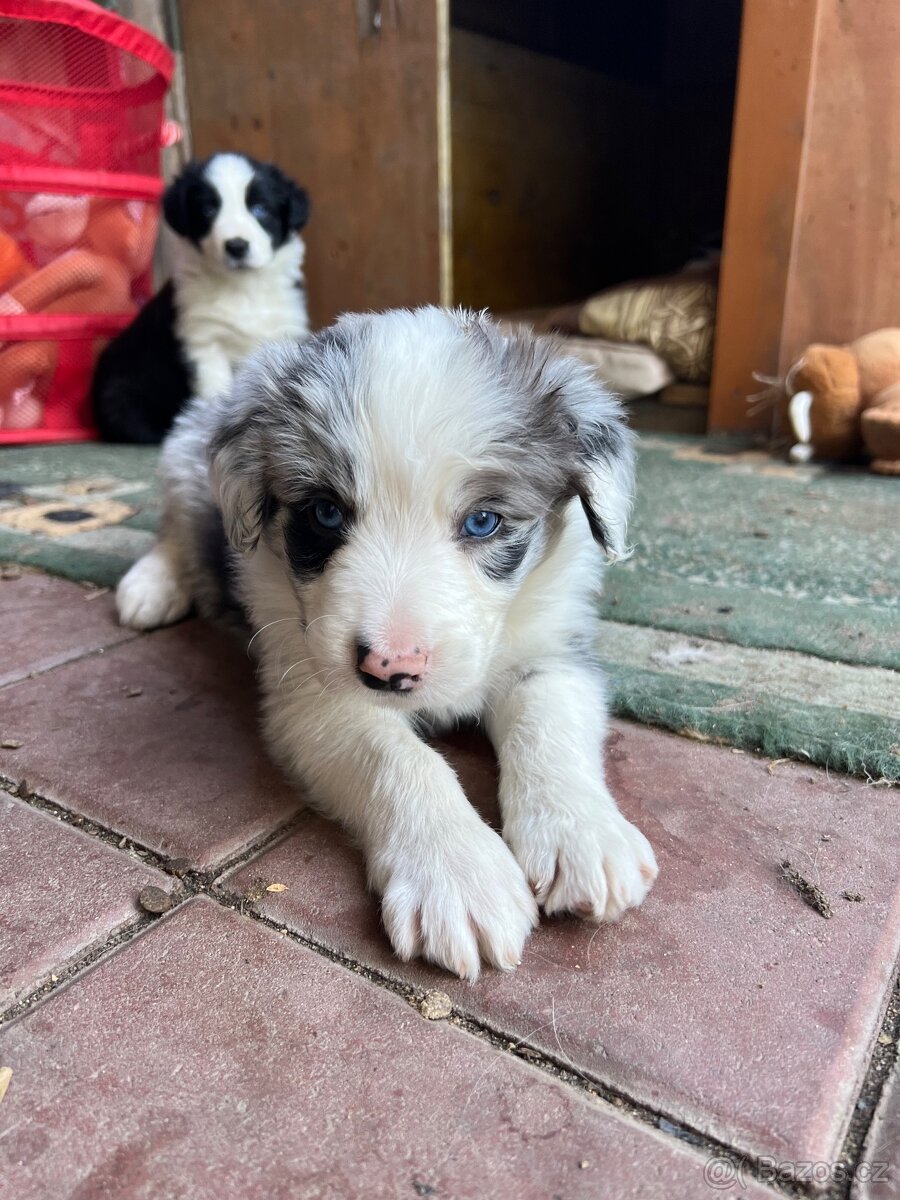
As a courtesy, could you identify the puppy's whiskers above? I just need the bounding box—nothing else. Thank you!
[247,617,300,655]
[318,671,347,700]
[278,656,318,686]
[292,666,342,696]
[302,612,338,636]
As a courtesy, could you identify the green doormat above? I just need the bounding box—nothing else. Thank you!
[598,622,899,784]
[0,444,159,588]
[1,436,897,781]
[601,437,900,671]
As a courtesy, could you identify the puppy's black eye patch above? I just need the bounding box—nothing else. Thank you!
[479,533,532,581]
[283,497,350,576]
[459,506,536,581]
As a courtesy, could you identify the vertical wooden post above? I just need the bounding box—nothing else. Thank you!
[711,0,900,432]
[709,0,819,432]
[779,0,900,366]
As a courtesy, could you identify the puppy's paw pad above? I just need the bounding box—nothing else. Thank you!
[117,551,190,630]
[510,811,657,923]
[375,826,537,981]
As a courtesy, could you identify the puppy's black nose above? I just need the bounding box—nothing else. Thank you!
[355,641,425,693]
[356,642,388,691]
[224,237,249,260]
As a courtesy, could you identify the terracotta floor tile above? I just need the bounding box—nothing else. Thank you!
[0,794,173,1007]
[0,898,775,1199]
[0,623,302,869]
[224,723,900,1165]
[0,571,133,689]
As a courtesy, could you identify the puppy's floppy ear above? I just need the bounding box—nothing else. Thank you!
[285,181,310,232]
[557,356,635,561]
[516,336,636,561]
[268,164,309,233]
[207,372,272,554]
[162,173,190,237]
[162,161,204,238]
[571,409,636,562]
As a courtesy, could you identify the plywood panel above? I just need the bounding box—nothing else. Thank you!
[178,0,443,326]
[780,0,900,365]
[712,0,900,432]
[709,0,819,432]
[450,30,655,313]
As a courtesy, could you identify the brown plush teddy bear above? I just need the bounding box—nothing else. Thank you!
[787,329,900,474]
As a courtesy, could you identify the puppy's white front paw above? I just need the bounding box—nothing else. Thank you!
[117,549,190,630]
[371,818,538,981]
[506,803,657,922]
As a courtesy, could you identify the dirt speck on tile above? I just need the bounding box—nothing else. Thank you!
[244,879,268,903]
[138,886,172,915]
[419,990,453,1021]
[780,860,833,919]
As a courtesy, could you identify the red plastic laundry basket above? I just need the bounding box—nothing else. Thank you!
[0,0,173,443]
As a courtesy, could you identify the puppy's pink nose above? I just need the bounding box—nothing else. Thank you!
[356,643,428,692]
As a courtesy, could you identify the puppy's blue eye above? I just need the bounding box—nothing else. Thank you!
[311,499,344,531]
[250,202,268,221]
[462,510,501,539]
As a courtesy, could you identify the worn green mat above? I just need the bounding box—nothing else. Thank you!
[0,444,159,588]
[600,437,900,671]
[1,436,897,781]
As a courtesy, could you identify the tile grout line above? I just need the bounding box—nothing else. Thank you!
[207,881,813,1199]
[0,630,143,693]
[0,775,304,882]
[2,773,897,1199]
[0,912,159,1030]
[0,777,307,1027]
[1,776,178,874]
[830,967,900,1196]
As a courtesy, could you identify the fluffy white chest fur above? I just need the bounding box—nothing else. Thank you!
[174,236,309,400]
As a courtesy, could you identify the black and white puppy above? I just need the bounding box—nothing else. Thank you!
[92,152,310,444]
[116,307,658,981]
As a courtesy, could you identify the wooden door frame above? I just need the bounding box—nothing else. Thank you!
[709,0,819,433]
[711,0,900,433]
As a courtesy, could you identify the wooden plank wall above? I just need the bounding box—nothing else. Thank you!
[450,30,655,313]
[178,0,443,327]
[711,0,900,432]
[780,0,900,363]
